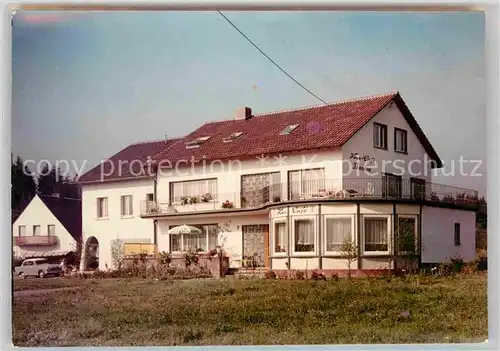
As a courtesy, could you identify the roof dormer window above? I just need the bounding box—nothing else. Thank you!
[185,136,211,149]
[280,124,299,135]
[222,132,243,143]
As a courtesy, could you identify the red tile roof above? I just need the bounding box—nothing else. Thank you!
[152,92,442,167]
[78,139,179,183]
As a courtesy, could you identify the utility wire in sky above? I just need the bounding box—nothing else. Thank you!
[217,11,328,105]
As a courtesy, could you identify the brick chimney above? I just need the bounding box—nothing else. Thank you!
[235,107,252,120]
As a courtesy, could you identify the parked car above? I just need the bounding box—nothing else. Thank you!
[14,258,63,279]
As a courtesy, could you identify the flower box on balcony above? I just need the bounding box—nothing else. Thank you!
[222,200,234,209]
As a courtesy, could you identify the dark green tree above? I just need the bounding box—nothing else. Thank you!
[11,155,36,220]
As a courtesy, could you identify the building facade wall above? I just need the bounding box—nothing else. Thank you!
[421,206,476,263]
[155,150,343,211]
[81,178,155,270]
[342,103,433,185]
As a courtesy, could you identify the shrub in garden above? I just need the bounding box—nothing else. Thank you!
[183,249,200,267]
[294,270,305,280]
[476,250,487,271]
[264,270,277,279]
[449,254,465,273]
[311,270,326,280]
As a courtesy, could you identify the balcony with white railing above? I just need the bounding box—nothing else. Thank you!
[14,235,58,246]
[140,178,479,216]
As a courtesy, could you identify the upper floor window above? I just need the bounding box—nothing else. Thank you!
[373,123,387,149]
[47,225,55,236]
[382,173,402,198]
[410,178,426,200]
[121,195,133,216]
[288,168,325,200]
[97,197,108,218]
[241,172,281,207]
[18,225,26,237]
[170,178,217,204]
[394,128,408,153]
[33,225,41,236]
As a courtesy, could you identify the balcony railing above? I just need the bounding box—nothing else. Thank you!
[140,178,479,216]
[14,236,58,246]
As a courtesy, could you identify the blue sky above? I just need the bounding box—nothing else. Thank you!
[11,10,485,195]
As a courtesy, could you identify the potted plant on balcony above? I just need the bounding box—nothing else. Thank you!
[273,196,282,202]
[430,192,440,201]
[189,196,200,204]
[180,196,189,205]
[201,193,213,203]
[222,200,234,209]
[455,193,467,204]
[443,194,455,204]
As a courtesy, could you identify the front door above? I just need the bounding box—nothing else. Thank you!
[242,225,270,268]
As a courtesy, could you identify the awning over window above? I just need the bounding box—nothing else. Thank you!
[14,249,74,259]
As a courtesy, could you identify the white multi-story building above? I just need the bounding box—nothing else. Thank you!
[78,92,478,274]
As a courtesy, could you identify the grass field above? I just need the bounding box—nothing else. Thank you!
[12,274,487,346]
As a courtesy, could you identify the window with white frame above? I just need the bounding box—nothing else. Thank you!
[170,179,217,204]
[47,225,55,236]
[121,195,133,216]
[325,217,353,253]
[288,168,325,200]
[395,216,417,254]
[373,122,387,149]
[394,128,408,153]
[18,225,26,237]
[274,222,286,253]
[33,225,41,236]
[170,224,219,252]
[293,218,315,253]
[364,217,390,253]
[97,197,108,218]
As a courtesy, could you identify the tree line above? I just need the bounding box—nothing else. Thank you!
[11,155,81,222]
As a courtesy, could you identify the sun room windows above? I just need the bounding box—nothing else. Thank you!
[169,224,219,253]
[293,217,316,254]
[324,216,355,254]
[273,221,287,254]
[363,216,391,254]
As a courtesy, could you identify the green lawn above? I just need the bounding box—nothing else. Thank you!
[12,274,487,346]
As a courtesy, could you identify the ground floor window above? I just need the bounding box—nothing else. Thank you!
[293,218,315,253]
[170,224,218,252]
[274,222,286,253]
[325,217,353,253]
[364,217,389,253]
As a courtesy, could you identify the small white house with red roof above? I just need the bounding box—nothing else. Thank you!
[78,92,478,275]
[12,193,82,257]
